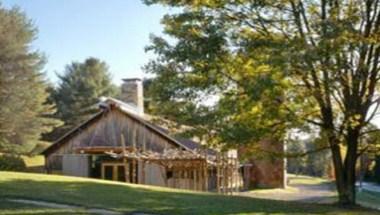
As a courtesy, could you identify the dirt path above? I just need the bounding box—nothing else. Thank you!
[239,175,337,204]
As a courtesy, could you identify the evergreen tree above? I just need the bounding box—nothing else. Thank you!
[49,58,117,139]
[0,6,61,154]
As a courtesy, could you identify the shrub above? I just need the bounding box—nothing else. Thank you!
[0,154,26,171]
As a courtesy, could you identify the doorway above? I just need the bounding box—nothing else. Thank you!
[101,162,125,181]
[101,161,138,183]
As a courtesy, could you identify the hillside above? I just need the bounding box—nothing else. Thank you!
[0,171,379,215]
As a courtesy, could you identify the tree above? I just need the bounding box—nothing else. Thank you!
[144,0,380,205]
[287,135,331,177]
[374,156,380,184]
[49,58,118,139]
[0,6,61,154]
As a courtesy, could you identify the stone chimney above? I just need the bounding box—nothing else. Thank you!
[121,78,144,115]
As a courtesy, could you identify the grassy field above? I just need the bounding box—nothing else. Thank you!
[289,174,380,209]
[288,174,331,185]
[0,200,88,215]
[0,172,379,215]
[358,189,380,210]
[248,174,333,195]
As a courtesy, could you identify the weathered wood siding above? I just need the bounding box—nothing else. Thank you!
[140,162,166,186]
[44,108,214,191]
[62,154,90,177]
[46,109,177,170]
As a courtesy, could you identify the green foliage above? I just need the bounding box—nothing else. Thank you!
[0,6,61,154]
[144,0,380,204]
[0,155,26,171]
[144,14,292,149]
[287,137,331,178]
[48,58,118,140]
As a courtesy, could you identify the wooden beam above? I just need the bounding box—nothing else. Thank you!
[141,161,145,184]
[125,159,129,183]
[132,159,137,183]
[204,150,208,191]
[112,165,117,181]
[75,146,132,154]
[216,155,220,194]
[193,169,197,191]
[101,163,105,179]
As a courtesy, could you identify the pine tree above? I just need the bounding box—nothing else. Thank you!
[49,58,118,139]
[0,6,61,154]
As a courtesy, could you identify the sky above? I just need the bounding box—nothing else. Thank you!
[2,0,171,85]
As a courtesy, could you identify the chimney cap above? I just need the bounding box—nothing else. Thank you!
[122,78,142,82]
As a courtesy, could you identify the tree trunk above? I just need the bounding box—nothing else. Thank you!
[330,128,359,206]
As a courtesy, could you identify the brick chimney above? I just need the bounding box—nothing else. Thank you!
[121,78,144,115]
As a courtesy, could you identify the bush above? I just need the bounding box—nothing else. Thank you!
[0,154,26,171]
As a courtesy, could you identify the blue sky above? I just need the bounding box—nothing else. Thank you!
[2,0,170,85]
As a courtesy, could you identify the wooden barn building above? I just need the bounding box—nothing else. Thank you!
[42,78,286,191]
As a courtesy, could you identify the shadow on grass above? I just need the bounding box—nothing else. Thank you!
[0,179,376,215]
[0,200,88,215]
[24,165,44,173]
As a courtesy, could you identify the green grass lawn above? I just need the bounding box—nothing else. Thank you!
[288,174,380,210]
[0,171,379,215]
[358,189,380,210]
[0,200,88,215]
[288,174,331,185]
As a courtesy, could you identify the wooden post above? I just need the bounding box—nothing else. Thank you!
[142,126,146,152]
[141,161,145,184]
[121,134,129,183]
[232,158,236,193]
[235,158,239,193]
[132,126,137,149]
[229,157,232,195]
[184,170,188,189]
[193,169,197,191]
[227,157,233,195]
[200,163,204,191]
[230,158,234,194]
[125,159,129,183]
[112,165,117,181]
[223,155,228,195]
[204,152,208,191]
[132,159,136,183]
[216,154,220,193]
[101,163,105,179]
[124,158,131,183]
[220,155,223,194]
[164,167,168,187]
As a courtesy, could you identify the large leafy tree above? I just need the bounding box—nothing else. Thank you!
[49,58,118,140]
[0,6,61,154]
[144,0,380,205]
